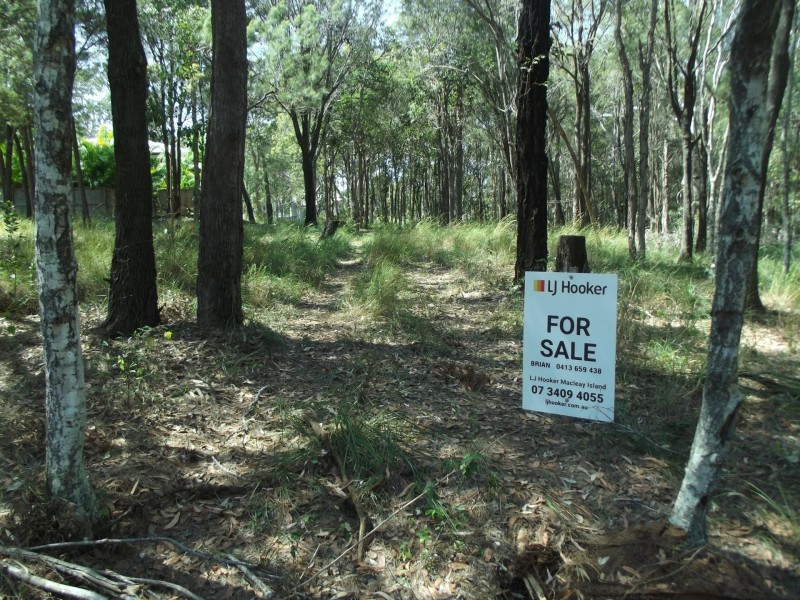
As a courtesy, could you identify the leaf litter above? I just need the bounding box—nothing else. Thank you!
[0,240,798,599]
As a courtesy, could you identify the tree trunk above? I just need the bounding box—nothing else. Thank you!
[554,235,590,273]
[637,0,657,257]
[33,0,98,539]
[264,170,274,225]
[514,0,551,283]
[615,0,638,259]
[243,184,255,224]
[744,0,795,311]
[102,0,160,338]
[2,125,14,206]
[781,26,797,275]
[670,0,780,546]
[70,115,90,225]
[662,139,670,233]
[13,131,31,218]
[197,0,247,328]
[21,125,36,217]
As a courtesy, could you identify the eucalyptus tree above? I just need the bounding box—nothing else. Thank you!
[33,0,98,539]
[551,0,608,228]
[1,0,35,210]
[664,0,708,262]
[515,0,551,282]
[197,0,248,327]
[102,0,159,337]
[139,0,210,216]
[252,0,382,227]
[744,0,796,312]
[461,0,517,199]
[670,0,780,546]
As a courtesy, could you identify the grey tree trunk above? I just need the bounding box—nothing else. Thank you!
[196,0,247,327]
[614,0,638,260]
[781,29,797,275]
[33,0,97,539]
[744,0,795,311]
[670,0,780,547]
[636,0,657,258]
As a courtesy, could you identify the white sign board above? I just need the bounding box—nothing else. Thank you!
[522,272,618,422]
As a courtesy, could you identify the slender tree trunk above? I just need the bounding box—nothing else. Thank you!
[33,0,97,539]
[70,115,90,225]
[197,0,247,327]
[637,0,657,257]
[243,184,255,223]
[22,126,36,217]
[264,170,274,225]
[13,131,31,218]
[744,0,795,311]
[3,125,14,205]
[514,0,551,282]
[781,29,797,275]
[615,0,638,259]
[670,0,780,546]
[662,139,670,233]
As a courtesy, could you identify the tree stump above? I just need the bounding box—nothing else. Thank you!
[320,220,341,239]
[554,235,590,273]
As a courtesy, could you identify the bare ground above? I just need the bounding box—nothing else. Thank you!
[1,239,799,599]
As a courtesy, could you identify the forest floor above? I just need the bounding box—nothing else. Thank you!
[1,232,799,599]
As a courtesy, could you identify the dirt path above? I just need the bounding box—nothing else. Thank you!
[1,238,798,599]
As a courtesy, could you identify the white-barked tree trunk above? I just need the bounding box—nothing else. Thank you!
[33,0,97,538]
[669,0,780,546]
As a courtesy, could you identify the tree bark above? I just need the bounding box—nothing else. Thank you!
[2,125,14,206]
[744,0,795,311]
[670,0,780,546]
[636,0,657,257]
[781,28,797,275]
[614,0,638,259]
[33,0,97,539]
[197,0,247,327]
[514,0,551,283]
[102,0,160,338]
[665,0,707,262]
[70,115,90,225]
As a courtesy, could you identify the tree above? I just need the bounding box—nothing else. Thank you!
[514,0,551,282]
[613,0,637,259]
[101,0,160,337]
[33,0,97,538]
[196,0,247,327]
[253,0,380,226]
[664,0,708,262]
[743,0,795,311]
[670,0,780,546]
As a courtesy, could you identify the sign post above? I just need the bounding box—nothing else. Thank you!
[522,272,618,422]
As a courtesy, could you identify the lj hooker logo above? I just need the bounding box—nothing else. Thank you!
[532,277,608,296]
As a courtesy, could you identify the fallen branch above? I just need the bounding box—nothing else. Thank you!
[0,560,107,600]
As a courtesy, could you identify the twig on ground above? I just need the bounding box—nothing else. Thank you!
[227,553,274,599]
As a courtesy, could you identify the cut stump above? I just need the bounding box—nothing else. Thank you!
[554,235,590,273]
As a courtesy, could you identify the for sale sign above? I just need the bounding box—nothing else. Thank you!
[522,272,618,422]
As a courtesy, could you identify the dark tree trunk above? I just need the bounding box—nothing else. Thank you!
[555,235,590,273]
[102,0,159,338]
[514,0,551,283]
[70,115,90,225]
[13,131,31,218]
[2,125,14,206]
[22,126,36,217]
[197,0,247,327]
[636,0,657,257]
[264,170,274,225]
[243,184,255,224]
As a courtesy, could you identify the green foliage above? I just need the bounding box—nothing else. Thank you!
[0,208,34,314]
[350,258,410,324]
[77,128,115,188]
